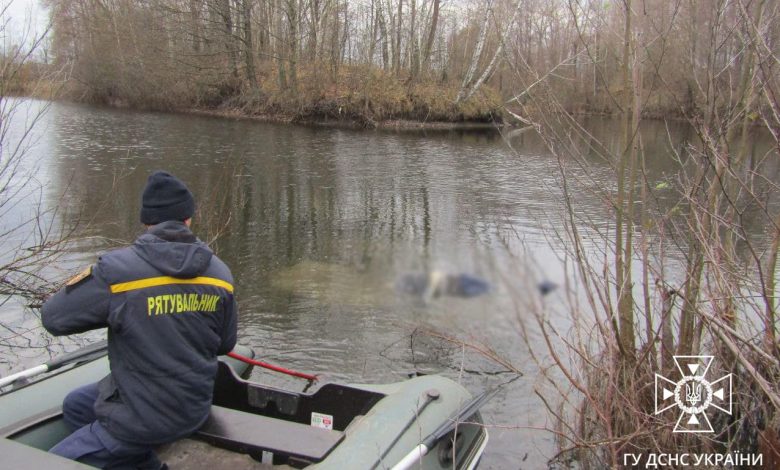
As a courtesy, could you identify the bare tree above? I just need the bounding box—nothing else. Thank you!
[501,0,780,466]
[419,0,438,72]
[0,7,89,360]
[241,0,258,89]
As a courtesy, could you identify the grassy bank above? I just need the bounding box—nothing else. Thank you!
[57,65,505,129]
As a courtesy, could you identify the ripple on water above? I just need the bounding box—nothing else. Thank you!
[3,101,740,469]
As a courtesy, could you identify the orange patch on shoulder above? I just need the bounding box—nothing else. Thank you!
[66,266,92,287]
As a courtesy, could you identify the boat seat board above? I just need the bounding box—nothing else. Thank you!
[196,405,344,463]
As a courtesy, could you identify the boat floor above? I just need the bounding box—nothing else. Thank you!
[157,438,291,469]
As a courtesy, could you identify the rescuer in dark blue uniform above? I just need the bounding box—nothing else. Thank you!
[42,171,238,469]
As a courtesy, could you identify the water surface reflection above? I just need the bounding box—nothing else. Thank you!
[3,100,775,467]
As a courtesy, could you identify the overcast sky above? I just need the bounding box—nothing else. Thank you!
[2,0,49,47]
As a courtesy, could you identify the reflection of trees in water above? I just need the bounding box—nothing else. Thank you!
[47,107,756,274]
[24,102,780,467]
[37,104,780,353]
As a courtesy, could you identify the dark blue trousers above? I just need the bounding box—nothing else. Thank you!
[50,383,162,470]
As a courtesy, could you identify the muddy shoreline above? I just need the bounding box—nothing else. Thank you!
[180,107,506,130]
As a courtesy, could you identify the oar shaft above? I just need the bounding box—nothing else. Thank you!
[0,364,48,388]
[227,351,317,382]
[45,340,108,371]
[1,341,109,389]
[391,444,429,470]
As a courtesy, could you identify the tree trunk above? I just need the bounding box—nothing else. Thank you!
[242,0,257,88]
[393,0,403,76]
[275,0,288,90]
[719,0,765,327]
[218,0,239,79]
[615,0,636,358]
[458,0,521,103]
[420,0,438,72]
[377,0,390,69]
[367,0,377,64]
[286,0,298,92]
[408,0,418,78]
[190,0,202,52]
[455,2,490,102]
[257,0,269,55]
[309,0,320,62]
[660,283,675,373]
[329,1,341,80]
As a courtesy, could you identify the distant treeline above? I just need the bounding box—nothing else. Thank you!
[41,0,779,125]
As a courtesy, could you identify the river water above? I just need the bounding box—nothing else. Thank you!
[0,99,775,468]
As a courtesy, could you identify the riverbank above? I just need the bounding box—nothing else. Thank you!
[182,106,504,130]
[21,82,746,133]
[20,65,716,130]
[18,72,712,131]
[48,64,507,130]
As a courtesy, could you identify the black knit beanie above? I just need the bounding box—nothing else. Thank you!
[140,171,195,225]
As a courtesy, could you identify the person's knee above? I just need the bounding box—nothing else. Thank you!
[63,388,91,413]
[62,383,99,429]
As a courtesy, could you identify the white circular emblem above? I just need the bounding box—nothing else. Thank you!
[673,376,712,415]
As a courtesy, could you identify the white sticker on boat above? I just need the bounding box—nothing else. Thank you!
[311,412,334,430]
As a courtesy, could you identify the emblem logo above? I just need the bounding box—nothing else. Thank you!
[654,356,732,433]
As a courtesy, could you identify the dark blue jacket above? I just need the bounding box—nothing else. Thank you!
[42,221,238,445]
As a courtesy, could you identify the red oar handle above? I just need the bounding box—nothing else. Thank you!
[227,351,318,382]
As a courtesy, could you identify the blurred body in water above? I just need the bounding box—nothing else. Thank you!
[396,271,490,302]
[396,271,557,302]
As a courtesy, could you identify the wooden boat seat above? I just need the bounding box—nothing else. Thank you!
[195,406,344,463]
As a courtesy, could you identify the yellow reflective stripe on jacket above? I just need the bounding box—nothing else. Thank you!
[109,276,234,294]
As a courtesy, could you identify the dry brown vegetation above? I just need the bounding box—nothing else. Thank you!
[41,0,780,127]
[44,0,513,125]
[499,0,780,467]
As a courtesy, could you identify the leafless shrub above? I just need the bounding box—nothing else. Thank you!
[0,11,92,363]
[498,0,780,467]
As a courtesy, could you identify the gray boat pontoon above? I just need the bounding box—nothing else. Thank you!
[0,343,488,469]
